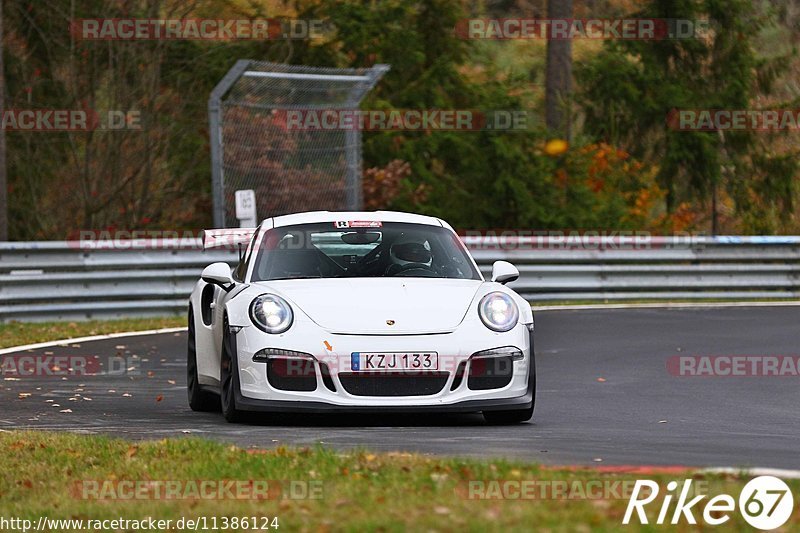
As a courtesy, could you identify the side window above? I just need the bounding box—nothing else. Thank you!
[232,227,260,282]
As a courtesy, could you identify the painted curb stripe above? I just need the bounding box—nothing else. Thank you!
[533,301,800,312]
[0,327,187,356]
[544,465,800,479]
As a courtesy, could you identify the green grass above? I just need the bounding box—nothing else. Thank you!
[0,317,185,349]
[0,431,795,531]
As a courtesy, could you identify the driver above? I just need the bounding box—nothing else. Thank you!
[385,234,433,276]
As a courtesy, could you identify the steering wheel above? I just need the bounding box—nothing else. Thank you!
[387,262,437,277]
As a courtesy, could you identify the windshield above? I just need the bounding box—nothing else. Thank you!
[250,222,480,281]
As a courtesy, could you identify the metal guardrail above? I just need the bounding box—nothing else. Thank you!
[1,237,799,322]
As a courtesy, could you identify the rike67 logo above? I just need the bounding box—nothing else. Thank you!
[623,476,794,530]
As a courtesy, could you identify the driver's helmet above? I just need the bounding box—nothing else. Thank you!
[389,234,432,267]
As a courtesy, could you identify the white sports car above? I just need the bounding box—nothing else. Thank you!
[187,211,535,424]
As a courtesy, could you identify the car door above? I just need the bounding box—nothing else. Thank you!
[205,226,261,383]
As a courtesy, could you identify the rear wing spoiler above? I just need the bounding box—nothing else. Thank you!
[200,228,256,250]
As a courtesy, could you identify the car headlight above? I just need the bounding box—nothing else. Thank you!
[250,294,293,334]
[478,292,519,332]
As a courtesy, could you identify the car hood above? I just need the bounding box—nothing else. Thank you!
[254,278,483,334]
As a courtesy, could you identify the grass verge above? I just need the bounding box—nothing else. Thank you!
[0,431,795,531]
[0,317,185,349]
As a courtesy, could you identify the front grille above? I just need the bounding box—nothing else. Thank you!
[319,362,337,392]
[468,356,514,390]
[339,372,449,396]
[450,361,467,391]
[267,358,317,392]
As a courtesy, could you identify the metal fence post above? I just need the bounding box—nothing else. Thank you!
[346,64,389,210]
[344,118,361,210]
[208,60,251,228]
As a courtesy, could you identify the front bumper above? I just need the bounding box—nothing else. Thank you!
[231,319,535,413]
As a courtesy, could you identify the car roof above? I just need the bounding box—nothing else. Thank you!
[266,211,448,229]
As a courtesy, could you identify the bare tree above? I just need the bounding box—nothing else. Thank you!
[544,0,573,139]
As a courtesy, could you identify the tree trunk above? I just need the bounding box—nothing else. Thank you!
[544,0,573,139]
[0,0,7,241]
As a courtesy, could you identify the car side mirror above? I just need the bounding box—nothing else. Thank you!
[201,262,234,290]
[491,260,519,284]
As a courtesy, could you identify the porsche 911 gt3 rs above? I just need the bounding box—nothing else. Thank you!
[187,211,535,424]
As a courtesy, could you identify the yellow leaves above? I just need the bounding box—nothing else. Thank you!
[246,445,292,458]
[544,138,570,156]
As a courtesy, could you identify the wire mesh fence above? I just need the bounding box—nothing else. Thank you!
[209,61,389,227]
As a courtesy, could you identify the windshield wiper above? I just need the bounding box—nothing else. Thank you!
[266,276,323,281]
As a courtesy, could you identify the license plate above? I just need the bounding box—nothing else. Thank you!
[350,352,438,371]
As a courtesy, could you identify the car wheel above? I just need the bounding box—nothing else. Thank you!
[187,307,218,412]
[220,316,244,423]
[483,352,536,425]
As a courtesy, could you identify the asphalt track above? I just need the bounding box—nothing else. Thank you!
[2,306,798,468]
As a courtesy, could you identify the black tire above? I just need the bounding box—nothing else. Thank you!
[187,307,218,412]
[220,316,244,423]
[483,351,536,425]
